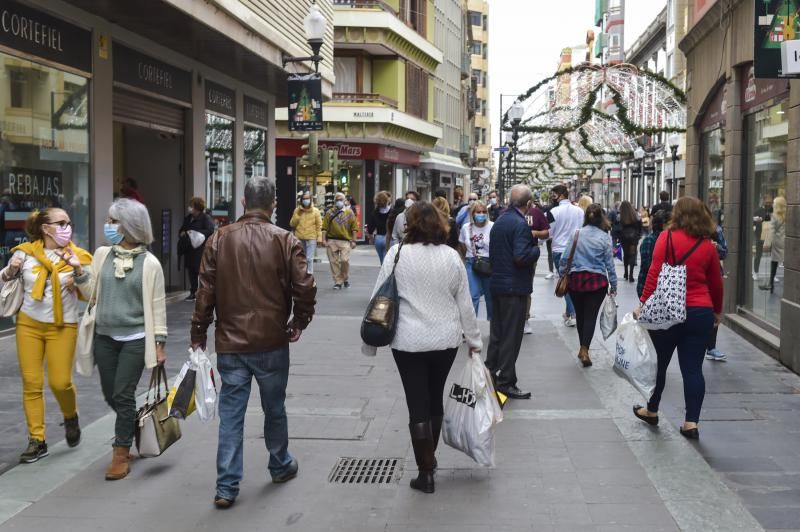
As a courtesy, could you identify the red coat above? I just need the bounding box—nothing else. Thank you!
[640,229,723,314]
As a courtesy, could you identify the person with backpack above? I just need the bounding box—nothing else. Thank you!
[633,197,723,440]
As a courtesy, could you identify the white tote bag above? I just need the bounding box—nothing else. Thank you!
[614,313,658,398]
[638,232,703,330]
[75,252,108,377]
[0,276,23,318]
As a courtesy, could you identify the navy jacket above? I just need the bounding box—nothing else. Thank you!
[489,207,540,296]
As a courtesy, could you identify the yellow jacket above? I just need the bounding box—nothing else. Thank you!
[290,206,323,241]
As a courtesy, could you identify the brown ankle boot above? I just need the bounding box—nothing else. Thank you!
[578,346,592,367]
[105,447,131,481]
[408,422,435,493]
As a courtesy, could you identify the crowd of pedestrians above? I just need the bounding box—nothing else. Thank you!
[0,171,733,507]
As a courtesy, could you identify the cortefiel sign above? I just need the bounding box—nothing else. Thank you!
[113,43,191,104]
[287,73,323,131]
[206,80,235,118]
[0,0,92,73]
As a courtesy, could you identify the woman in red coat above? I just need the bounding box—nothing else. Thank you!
[632,197,723,439]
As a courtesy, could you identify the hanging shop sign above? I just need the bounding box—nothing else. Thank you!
[244,96,268,128]
[754,0,800,78]
[287,73,323,131]
[206,80,235,117]
[113,43,191,104]
[160,208,171,257]
[0,0,92,73]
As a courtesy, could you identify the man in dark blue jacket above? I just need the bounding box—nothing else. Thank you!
[486,184,540,399]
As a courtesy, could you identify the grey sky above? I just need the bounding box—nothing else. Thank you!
[488,0,666,150]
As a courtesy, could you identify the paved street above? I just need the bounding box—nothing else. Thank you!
[0,246,797,531]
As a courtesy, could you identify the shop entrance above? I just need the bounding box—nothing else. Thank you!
[112,90,187,290]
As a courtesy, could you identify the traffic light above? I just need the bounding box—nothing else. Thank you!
[320,148,330,172]
[300,133,318,167]
[328,147,338,173]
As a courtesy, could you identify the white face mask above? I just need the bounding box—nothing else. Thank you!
[405,198,414,209]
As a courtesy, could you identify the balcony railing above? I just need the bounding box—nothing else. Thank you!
[333,0,397,15]
[332,92,399,108]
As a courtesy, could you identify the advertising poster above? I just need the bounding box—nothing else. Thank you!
[288,73,323,131]
[755,0,800,78]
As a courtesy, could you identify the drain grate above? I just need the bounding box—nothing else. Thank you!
[328,457,402,484]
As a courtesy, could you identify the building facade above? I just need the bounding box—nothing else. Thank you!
[0,0,334,294]
[467,0,491,190]
[275,0,443,236]
[680,0,799,373]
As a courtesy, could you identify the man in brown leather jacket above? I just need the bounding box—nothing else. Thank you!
[190,176,316,509]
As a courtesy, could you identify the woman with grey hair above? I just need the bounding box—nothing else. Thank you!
[83,198,168,481]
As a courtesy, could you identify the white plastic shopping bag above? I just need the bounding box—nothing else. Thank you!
[442,353,503,467]
[599,295,618,340]
[190,348,217,422]
[614,313,658,399]
[187,230,206,249]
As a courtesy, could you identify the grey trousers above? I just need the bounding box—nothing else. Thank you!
[485,294,528,389]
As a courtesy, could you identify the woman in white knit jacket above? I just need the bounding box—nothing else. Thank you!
[366,201,481,494]
[80,198,167,481]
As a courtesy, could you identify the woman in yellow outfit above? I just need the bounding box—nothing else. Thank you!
[1,208,93,463]
[290,190,323,274]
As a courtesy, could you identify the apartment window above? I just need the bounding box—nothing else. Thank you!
[472,69,482,84]
[469,11,481,27]
[405,63,428,120]
[474,127,481,145]
[10,69,30,108]
[666,52,674,78]
[333,57,357,93]
[483,15,488,31]
[482,43,488,60]
[609,34,620,49]
[482,72,487,88]
[481,128,487,145]
[472,41,481,55]
[400,0,427,38]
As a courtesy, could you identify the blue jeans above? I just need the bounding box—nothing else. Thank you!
[646,307,715,423]
[466,258,493,320]
[374,234,387,264]
[301,239,317,274]
[552,251,575,317]
[216,348,294,499]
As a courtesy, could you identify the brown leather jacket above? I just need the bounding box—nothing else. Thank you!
[191,212,317,353]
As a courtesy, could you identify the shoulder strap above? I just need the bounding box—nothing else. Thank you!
[666,231,677,265]
[676,237,704,265]
[389,242,403,276]
[468,224,478,257]
[566,229,580,271]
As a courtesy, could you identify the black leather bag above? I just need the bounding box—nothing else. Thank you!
[361,243,402,347]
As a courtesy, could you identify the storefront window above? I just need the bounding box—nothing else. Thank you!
[244,126,267,179]
[0,51,90,262]
[700,128,725,225]
[742,100,788,328]
[205,113,234,225]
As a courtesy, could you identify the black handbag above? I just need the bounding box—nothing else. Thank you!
[361,243,402,347]
[469,225,492,277]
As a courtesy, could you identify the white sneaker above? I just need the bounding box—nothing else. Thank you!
[705,349,728,362]
[545,272,555,280]
[565,317,577,327]
[523,322,533,335]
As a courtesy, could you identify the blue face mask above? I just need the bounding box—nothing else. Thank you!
[474,214,488,224]
[104,223,124,245]
[335,200,345,210]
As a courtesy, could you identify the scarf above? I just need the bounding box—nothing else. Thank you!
[111,245,147,279]
[12,240,93,326]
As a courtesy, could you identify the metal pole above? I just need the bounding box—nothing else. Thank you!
[498,94,505,204]
[672,155,677,199]
[639,158,644,208]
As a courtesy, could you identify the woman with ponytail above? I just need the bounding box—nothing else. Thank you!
[1,208,93,463]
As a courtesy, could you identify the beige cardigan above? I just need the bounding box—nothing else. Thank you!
[79,246,168,370]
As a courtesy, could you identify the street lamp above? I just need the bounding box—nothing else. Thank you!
[669,132,681,200]
[605,167,611,208]
[282,1,327,72]
[634,146,645,208]
[509,103,524,189]
[503,131,514,197]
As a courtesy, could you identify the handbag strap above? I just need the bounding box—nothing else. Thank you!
[389,241,403,277]
[565,229,580,273]
[468,224,479,258]
[145,366,168,405]
[667,231,703,265]
[676,238,704,265]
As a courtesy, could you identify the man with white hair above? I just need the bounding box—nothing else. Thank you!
[486,184,540,400]
[322,192,359,289]
[191,176,317,509]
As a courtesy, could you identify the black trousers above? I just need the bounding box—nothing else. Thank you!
[769,260,779,287]
[185,250,202,295]
[546,239,554,273]
[570,288,607,348]
[392,348,457,424]
[486,294,528,388]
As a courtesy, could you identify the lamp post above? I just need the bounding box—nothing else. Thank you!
[498,94,521,204]
[669,132,680,200]
[634,146,645,208]
[282,1,327,72]
[508,103,524,189]
[605,167,611,208]
[504,131,514,198]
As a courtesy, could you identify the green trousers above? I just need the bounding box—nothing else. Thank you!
[94,335,146,448]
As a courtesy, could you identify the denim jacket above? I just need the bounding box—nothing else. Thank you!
[558,225,617,292]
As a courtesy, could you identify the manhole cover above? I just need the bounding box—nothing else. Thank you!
[328,457,402,484]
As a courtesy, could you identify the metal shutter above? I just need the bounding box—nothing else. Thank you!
[112,89,186,134]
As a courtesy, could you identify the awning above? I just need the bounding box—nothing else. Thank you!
[420,152,469,175]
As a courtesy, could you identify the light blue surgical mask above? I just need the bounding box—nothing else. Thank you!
[104,223,124,245]
[474,214,488,224]
[302,199,311,207]
[335,200,345,210]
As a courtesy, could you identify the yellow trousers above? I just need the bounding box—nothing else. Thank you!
[16,312,78,441]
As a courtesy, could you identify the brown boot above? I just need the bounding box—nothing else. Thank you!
[409,422,435,493]
[578,346,592,367]
[105,447,131,481]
